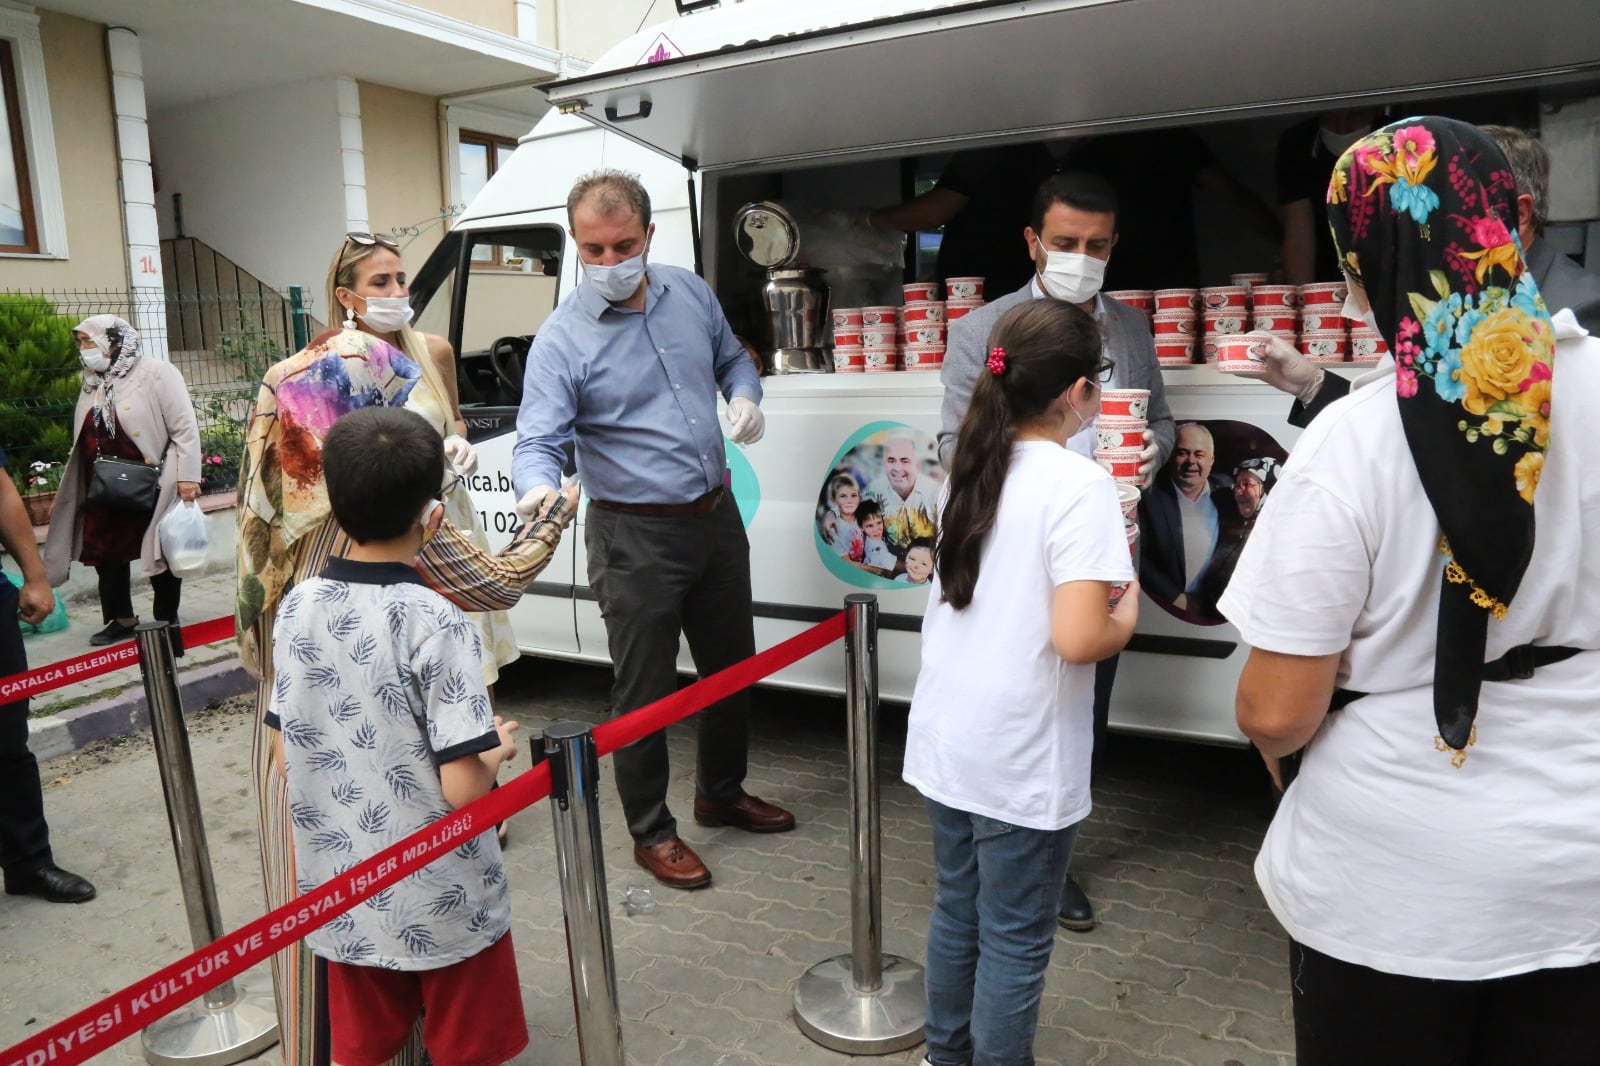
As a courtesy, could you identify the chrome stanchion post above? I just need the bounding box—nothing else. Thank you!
[134,622,279,1066]
[542,722,625,1066]
[793,594,924,1053]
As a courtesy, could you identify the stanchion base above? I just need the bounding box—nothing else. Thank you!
[141,974,279,1066]
[793,953,925,1055]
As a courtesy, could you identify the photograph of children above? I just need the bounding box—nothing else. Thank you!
[1136,420,1288,626]
[815,425,944,587]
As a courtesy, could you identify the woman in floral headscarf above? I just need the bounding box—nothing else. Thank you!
[43,316,201,654]
[1219,117,1600,1064]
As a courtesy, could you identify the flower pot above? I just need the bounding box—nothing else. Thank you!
[23,491,55,527]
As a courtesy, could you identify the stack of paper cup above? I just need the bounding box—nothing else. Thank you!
[899,299,947,372]
[945,277,984,300]
[1094,389,1150,488]
[1348,321,1387,364]
[832,308,865,373]
[946,297,985,322]
[1108,485,1138,611]
[858,305,899,372]
[1106,289,1156,316]
[1250,284,1299,339]
[903,281,940,303]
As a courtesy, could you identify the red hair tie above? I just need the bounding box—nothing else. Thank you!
[986,346,1007,375]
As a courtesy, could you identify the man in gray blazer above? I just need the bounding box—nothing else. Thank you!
[938,171,1175,934]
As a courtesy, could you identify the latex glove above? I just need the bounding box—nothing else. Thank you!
[1253,331,1325,405]
[1136,429,1161,484]
[515,484,559,522]
[726,397,765,445]
[443,434,478,478]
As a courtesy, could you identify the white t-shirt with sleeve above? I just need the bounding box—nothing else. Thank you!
[1218,312,1600,980]
[903,442,1133,831]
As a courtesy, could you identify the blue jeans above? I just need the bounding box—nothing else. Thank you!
[923,799,1080,1066]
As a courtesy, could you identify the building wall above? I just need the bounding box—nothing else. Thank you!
[538,0,672,63]
[358,81,447,270]
[0,11,127,293]
[404,0,516,37]
[150,77,348,306]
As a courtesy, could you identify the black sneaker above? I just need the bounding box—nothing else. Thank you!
[89,619,139,646]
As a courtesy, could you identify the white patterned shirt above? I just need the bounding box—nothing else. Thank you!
[267,557,508,971]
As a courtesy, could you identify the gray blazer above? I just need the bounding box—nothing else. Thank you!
[1527,238,1600,336]
[937,282,1177,471]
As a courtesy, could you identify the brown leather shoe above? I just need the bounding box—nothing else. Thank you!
[693,793,796,833]
[633,837,712,890]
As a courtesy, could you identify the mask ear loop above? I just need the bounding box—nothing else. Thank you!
[418,499,445,547]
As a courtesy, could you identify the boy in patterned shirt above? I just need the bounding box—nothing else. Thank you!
[267,406,528,1066]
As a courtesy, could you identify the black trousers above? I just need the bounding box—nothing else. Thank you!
[585,493,753,847]
[1290,939,1600,1065]
[0,578,52,878]
[96,563,181,624]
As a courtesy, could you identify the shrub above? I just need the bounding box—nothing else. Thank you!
[0,295,81,494]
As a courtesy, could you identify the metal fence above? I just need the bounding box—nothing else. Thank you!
[0,288,313,508]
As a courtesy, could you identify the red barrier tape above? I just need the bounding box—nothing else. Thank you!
[0,616,239,704]
[0,611,846,1066]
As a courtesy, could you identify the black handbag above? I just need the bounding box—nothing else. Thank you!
[87,442,170,512]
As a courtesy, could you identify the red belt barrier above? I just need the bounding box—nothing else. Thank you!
[0,615,239,704]
[0,611,846,1066]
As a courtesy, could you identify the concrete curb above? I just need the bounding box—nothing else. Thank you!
[28,657,254,761]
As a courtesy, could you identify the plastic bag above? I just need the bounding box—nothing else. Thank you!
[158,500,212,580]
[0,566,69,635]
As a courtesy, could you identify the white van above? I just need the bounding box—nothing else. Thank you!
[411,0,1600,745]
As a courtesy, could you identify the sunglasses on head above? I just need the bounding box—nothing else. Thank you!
[346,231,400,251]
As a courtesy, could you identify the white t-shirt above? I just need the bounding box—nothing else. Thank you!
[904,442,1133,831]
[1218,311,1600,980]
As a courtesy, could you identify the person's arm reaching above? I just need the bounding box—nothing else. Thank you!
[864,187,969,234]
[0,467,53,624]
[1279,200,1318,286]
[512,329,578,516]
[702,277,765,444]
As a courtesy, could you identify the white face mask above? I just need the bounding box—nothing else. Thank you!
[1038,250,1107,305]
[80,348,111,373]
[1340,290,1381,336]
[355,295,415,333]
[584,250,648,303]
[1320,125,1369,157]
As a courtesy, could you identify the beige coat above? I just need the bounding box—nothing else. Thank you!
[44,358,202,585]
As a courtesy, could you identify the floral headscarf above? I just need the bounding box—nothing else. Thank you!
[73,314,142,437]
[1233,456,1280,495]
[1327,117,1555,754]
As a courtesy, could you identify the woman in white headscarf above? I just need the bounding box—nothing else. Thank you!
[43,316,201,654]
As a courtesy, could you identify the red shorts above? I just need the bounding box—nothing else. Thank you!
[325,931,527,1066]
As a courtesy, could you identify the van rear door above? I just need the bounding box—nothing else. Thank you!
[543,0,1600,171]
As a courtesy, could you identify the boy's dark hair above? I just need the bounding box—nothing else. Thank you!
[856,499,884,524]
[1031,171,1120,234]
[905,537,935,555]
[323,406,444,544]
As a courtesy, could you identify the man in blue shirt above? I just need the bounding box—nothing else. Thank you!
[514,170,794,889]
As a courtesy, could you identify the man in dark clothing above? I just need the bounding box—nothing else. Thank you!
[1276,110,1381,284]
[0,446,95,904]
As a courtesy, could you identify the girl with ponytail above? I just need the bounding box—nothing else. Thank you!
[903,297,1139,1066]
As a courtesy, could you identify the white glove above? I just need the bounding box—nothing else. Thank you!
[1252,331,1325,405]
[442,434,478,478]
[1137,429,1161,484]
[515,484,558,522]
[726,397,765,445]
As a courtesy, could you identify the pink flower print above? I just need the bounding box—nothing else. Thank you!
[1463,214,1512,250]
[1397,366,1419,398]
[1398,316,1421,341]
[1391,125,1437,183]
[1520,360,1552,389]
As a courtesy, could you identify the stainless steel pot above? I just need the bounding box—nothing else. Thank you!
[733,201,833,374]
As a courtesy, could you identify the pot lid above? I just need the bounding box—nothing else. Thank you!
[732,201,801,269]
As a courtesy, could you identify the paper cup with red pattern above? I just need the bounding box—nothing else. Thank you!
[1200,286,1249,312]
[1349,323,1389,363]
[833,308,864,331]
[1299,329,1349,363]
[1299,310,1349,333]
[903,281,940,303]
[1106,289,1156,314]
[1155,288,1201,312]
[1251,284,1299,311]
[863,345,899,372]
[833,328,863,348]
[1230,272,1269,289]
[1108,581,1132,613]
[1152,311,1198,338]
[901,300,945,324]
[1116,481,1142,524]
[1202,310,1247,336]
[860,324,897,349]
[946,298,985,321]
[902,323,947,346]
[861,305,898,327]
[1095,448,1145,482]
[945,277,984,299]
[833,345,866,373]
[1298,281,1347,307]
[902,344,944,371]
[1215,334,1271,379]
[1099,388,1150,420]
[1095,422,1147,451]
[1154,336,1196,366]
[1251,310,1298,335]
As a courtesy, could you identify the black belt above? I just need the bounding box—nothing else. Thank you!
[589,487,724,518]
[1277,643,1582,790]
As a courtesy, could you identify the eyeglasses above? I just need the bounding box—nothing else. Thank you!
[1096,358,1116,383]
[441,471,464,499]
[346,231,400,251]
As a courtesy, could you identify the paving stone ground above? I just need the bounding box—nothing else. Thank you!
[0,656,1293,1065]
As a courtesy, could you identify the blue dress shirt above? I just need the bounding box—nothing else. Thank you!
[513,264,763,504]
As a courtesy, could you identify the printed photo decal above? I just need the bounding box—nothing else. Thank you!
[1137,419,1289,626]
[815,422,944,591]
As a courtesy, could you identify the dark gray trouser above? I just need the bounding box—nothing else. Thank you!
[0,577,52,878]
[585,492,754,847]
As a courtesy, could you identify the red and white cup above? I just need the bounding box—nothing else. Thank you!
[1299,281,1348,307]
[946,298,984,321]
[1096,422,1147,450]
[833,308,863,331]
[1299,310,1348,333]
[1349,324,1389,362]
[1215,333,1271,378]
[1152,311,1197,337]
[1250,284,1299,310]
[1115,481,1142,523]
[1126,522,1141,557]
[902,323,946,346]
[1299,329,1349,363]
[1252,310,1298,335]
[1202,310,1247,336]
[1230,272,1270,288]
[1106,289,1156,314]
[1154,336,1196,365]
[833,345,866,373]
[903,281,940,303]
[861,324,897,348]
[833,329,863,348]
[902,344,944,371]
[1107,582,1130,613]
[861,305,898,327]
[901,300,946,324]
[1095,448,1146,483]
[1155,288,1200,312]
[945,277,984,299]
[1100,389,1151,420]
[1201,285,1249,312]
[863,345,899,372]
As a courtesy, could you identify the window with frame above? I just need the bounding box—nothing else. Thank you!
[458,130,518,269]
[0,39,38,254]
